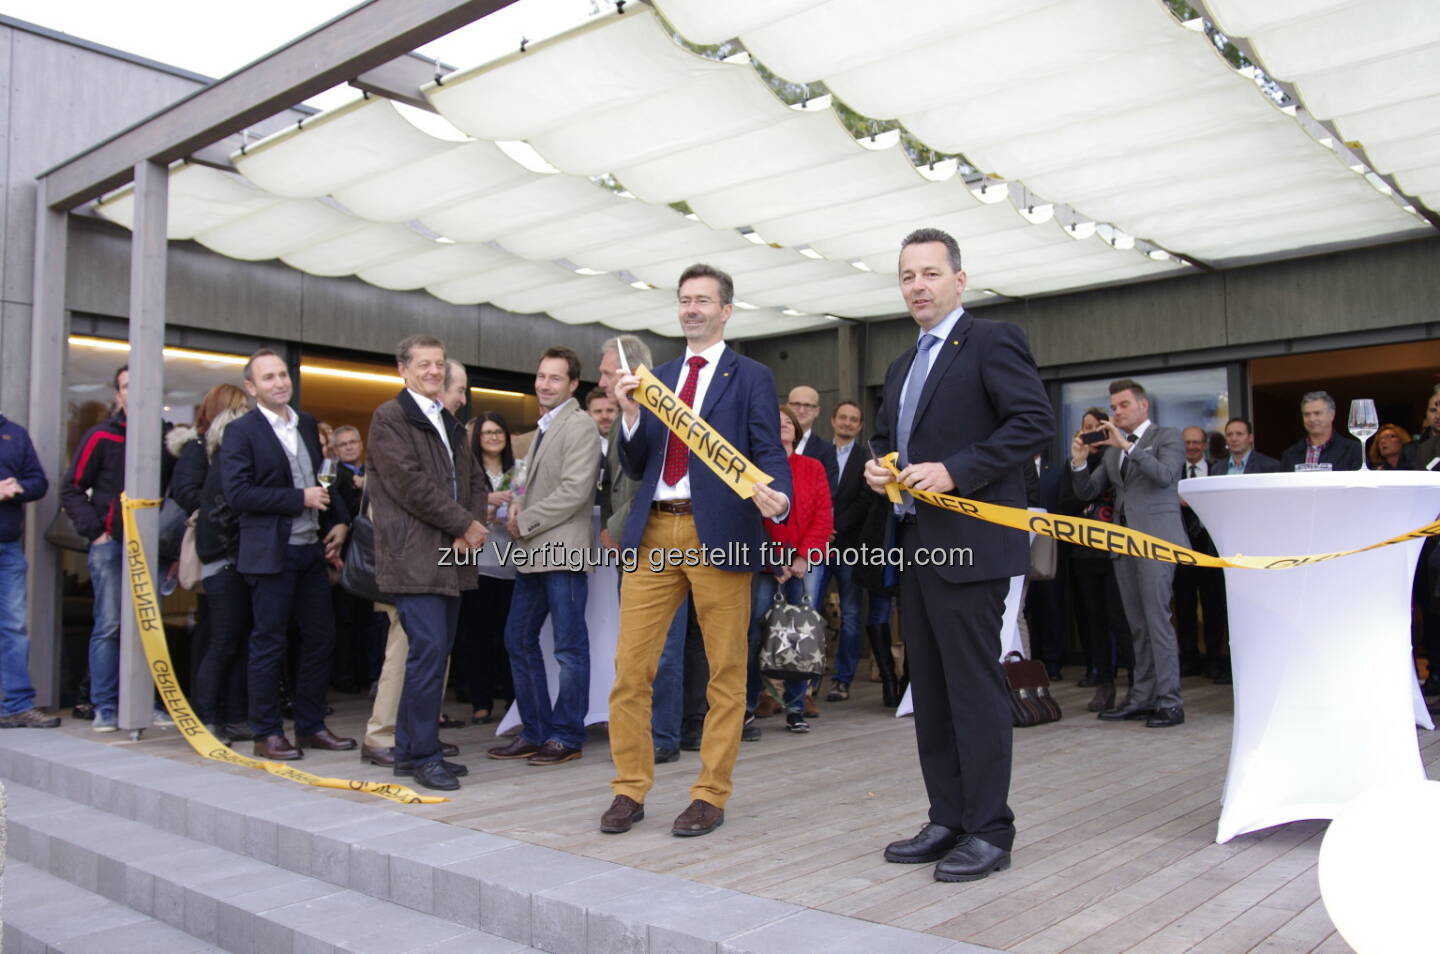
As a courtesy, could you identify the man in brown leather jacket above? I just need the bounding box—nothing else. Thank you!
[366,334,488,791]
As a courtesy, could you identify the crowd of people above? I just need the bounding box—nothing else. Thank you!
[1,227,1438,882]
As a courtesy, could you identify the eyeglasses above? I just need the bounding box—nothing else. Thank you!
[677,296,719,307]
[480,429,506,438]
[789,402,819,410]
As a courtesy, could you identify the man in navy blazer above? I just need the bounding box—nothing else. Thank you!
[221,350,353,761]
[602,263,792,840]
[864,228,1054,883]
[1213,417,1283,475]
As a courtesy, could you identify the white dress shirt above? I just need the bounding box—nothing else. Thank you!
[624,340,726,502]
[895,307,965,415]
[795,430,813,455]
[407,388,451,455]
[1184,457,1210,479]
[1124,418,1153,466]
[258,403,299,457]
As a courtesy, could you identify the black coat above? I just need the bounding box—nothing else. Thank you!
[219,408,349,575]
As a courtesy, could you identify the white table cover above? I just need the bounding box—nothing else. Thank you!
[1181,471,1440,843]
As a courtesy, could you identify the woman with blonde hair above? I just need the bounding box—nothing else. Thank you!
[168,383,251,740]
[1370,423,1411,470]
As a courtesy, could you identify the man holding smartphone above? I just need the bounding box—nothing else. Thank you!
[1070,378,1189,728]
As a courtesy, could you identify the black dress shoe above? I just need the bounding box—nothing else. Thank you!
[934,836,1011,882]
[654,746,680,763]
[409,760,460,791]
[883,823,963,864]
[1145,705,1185,727]
[441,741,460,758]
[396,758,469,777]
[1097,704,1154,722]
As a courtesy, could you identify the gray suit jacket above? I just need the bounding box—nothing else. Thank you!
[1071,422,1189,547]
[515,398,600,571]
[604,432,639,542]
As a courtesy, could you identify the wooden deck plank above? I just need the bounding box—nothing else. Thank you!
[65,671,1423,953]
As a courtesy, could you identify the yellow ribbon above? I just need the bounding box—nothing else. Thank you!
[876,454,1440,570]
[120,494,446,804]
[631,364,772,499]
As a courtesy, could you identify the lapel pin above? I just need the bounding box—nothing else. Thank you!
[723,371,730,377]
[951,340,959,346]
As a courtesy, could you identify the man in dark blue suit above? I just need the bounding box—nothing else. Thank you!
[864,228,1054,882]
[221,350,353,760]
[600,263,793,839]
[1213,417,1283,475]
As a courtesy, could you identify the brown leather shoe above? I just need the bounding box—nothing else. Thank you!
[527,740,582,765]
[487,737,541,760]
[803,693,821,719]
[599,795,645,833]
[672,799,724,837]
[254,734,301,760]
[296,728,357,751]
[361,743,394,766]
[754,695,780,718]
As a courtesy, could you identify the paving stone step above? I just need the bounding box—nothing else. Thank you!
[3,860,226,954]
[4,781,536,954]
[0,732,1001,954]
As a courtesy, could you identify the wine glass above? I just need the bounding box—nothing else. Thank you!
[1348,399,1378,471]
[317,458,337,489]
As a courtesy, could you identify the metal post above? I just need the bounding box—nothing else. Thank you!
[119,159,168,735]
[25,181,69,708]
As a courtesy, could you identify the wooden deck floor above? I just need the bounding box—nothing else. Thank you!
[72,673,1440,953]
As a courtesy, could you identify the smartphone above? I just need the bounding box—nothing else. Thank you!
[1080,430,1106,445]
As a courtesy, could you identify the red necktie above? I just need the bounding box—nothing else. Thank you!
[662,356,707,487]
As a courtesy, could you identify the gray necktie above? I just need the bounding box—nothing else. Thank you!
[896,334,940,469]
[895,334,939,514]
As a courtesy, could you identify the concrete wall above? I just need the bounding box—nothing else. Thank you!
[0,21,212,419]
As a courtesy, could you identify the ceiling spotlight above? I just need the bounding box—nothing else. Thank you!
[798,247,824,259]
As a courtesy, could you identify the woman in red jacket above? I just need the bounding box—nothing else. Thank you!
[745,404,833,736]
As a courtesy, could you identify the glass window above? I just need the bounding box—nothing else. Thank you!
[1061,367,1230,443]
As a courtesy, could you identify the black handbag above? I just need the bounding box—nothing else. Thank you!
[44,508,90,553]
[758,589,826,680]
[339,491,392,605]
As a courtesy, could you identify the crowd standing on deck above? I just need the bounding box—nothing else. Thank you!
[3,228,1438,883]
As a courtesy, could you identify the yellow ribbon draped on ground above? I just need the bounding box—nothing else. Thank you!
[875,454,1440,570]
[632,364,772,499]
[120,495,446,804]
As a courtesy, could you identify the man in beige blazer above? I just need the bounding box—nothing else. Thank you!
[486,346,601,765]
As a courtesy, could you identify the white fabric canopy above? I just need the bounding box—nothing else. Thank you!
[93,1,1433,337]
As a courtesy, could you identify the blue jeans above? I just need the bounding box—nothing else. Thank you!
[504,570,590,750]
[0,540,36,715]
[747,574,808,713]
[651,599,688,750]
[808,562,890,684]
[87,539,123,719]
